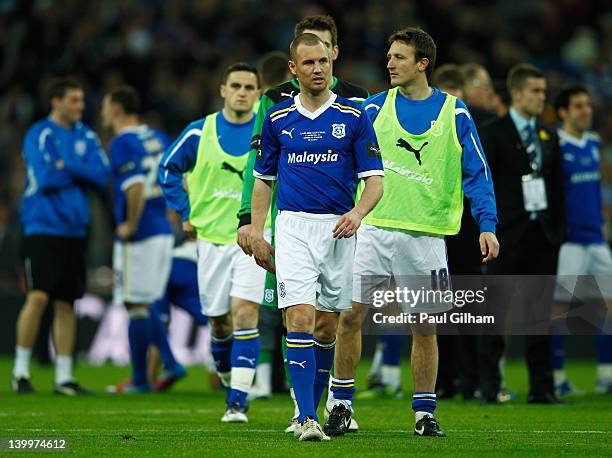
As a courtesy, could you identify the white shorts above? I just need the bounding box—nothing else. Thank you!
[113,234,173,305]
[555,242,612,301]
[196,239,266,317]
[275,211,355,312]
[353,224,452,314]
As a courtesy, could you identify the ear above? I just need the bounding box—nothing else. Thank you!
[220,84,226,99]
[288,60,297,76]
[331,45,339,61]
[419,57,429,74]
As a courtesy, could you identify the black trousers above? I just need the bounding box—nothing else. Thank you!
[480,220,560,398]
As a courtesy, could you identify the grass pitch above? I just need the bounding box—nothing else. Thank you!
[0,358,610,456]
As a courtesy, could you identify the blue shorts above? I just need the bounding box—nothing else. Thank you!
[152,258,208,325]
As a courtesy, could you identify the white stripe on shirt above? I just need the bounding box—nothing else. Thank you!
[162,128,201,182]
[470,132,489,182]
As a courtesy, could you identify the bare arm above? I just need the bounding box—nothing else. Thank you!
[250,178,275,272]
[333,175,383,238]
[117,182,145,241]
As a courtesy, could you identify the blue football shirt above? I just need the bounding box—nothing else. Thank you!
[110,125,172,241]
[254,93,384,215]
[558,129,603,244]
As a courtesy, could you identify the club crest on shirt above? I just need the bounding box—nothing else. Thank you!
[74,140,86,155]
[264,288,275,303]
[279,282,286,298]
[331,123,346,139]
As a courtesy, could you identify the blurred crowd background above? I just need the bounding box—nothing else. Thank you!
[0,0,611,294]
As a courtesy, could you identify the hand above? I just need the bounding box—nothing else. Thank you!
[55,159,65,170]
[332,209,363,238]
[251,233,275,273]
[237,224,253,256]
[116,222,136,241]
[479,232,500,263]
[183,221,196,240]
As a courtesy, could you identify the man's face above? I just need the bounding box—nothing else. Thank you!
[302,29,339,61]
[100,94,115,129]
[289,43,331,94]
[52,88,85,125]
[221,71,260,115]
[562,92,593,133]
[387,41,426,87]
[513,77,546,117]
[465,68,494,109]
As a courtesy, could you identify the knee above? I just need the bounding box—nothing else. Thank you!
[25,291,49,310]
[210,313,232,338]
[53,300,74,317]
[314,313,338,342]
[286,308,315,334]
[232,301,259,329]
[338,308,362,334]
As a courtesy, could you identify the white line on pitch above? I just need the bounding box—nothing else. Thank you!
[0,428,608,434]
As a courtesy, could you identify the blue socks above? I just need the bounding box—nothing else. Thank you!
[228,328,260,408]
[381,334,403,365]
[211,333,233,392]
[286,332,316,422]
[595,335,612,364]
[330,377,355,407]
[128,308,152,388]
[313,338,335,410]
[413,392,437,420]
[150,301,178,371]
[551,335,565,370]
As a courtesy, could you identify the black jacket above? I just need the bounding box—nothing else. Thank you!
[480,113,566,248]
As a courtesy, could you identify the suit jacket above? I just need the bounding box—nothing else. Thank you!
[480,113,566,248]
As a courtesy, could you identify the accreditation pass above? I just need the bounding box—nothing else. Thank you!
[521,174,548,212]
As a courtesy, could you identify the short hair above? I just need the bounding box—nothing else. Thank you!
[222,62,260,87]
[294,15,338,47]
[46,77,82,102]
[433,64,465,91]
[109,85,141,115]
[258,51,290,89]
[554,84,589,114]
[289,33,327,61]
[388,27,437,82]
[507,63,545,92]
[461,63,487,84]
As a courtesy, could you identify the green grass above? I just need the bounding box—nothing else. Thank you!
[0,358,610,456]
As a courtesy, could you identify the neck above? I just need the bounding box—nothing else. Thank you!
[299,87,333,112]
[223,108,253,125]
[562,122,584,139]
[512,105,534,121]
[398,77,432,100]
[50,112,73,129]
[113,116,140,134]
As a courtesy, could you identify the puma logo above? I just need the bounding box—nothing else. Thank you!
[237,356,256,366]
[396,138,429,166]
[221,162,244,181]
[281,128,295,139]
[281,91,295,98]
[289,360,306,369]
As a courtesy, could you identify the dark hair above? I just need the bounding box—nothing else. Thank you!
[433,64,465,91]
[388,27,437,82]
[109,85,141,115]
[554,84,589,114]
[507,63,544,92]
[223,62,259,87]
[46,77,82,102]
[258,51,290,89]
[294,15,338,47]
[289,33,326,60]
